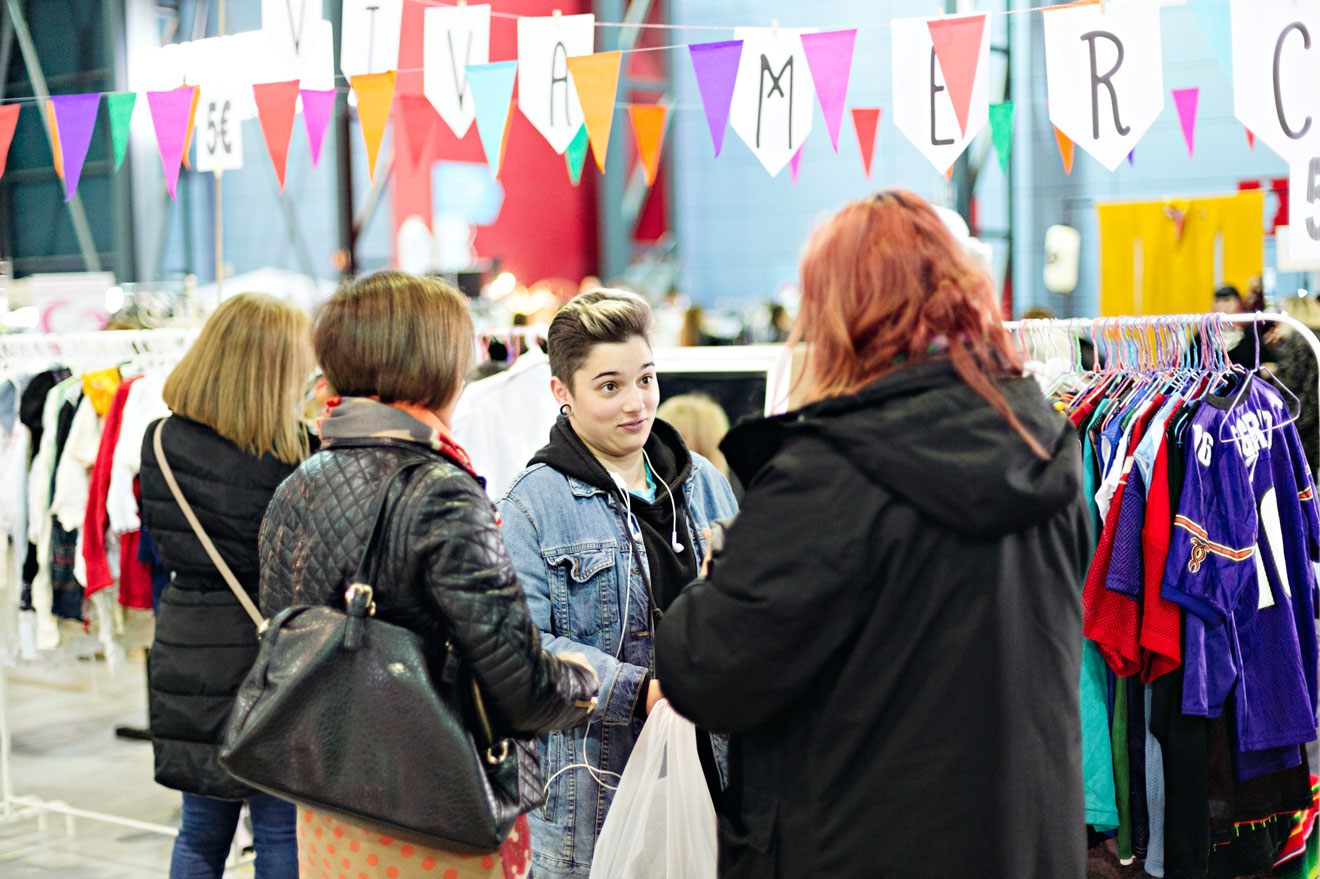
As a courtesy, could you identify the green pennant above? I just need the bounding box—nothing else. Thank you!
[565,124,589,187]
[988,101,1014,176]
[107,93,136,171]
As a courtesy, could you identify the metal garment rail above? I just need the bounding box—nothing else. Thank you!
[1003,312,1320,455]
[0,328,203,840]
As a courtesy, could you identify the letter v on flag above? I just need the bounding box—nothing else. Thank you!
[253,80,301,192]
[927,14,987,137]
[567,51,621,174]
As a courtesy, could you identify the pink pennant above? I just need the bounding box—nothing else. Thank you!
[799,30,857,153]
[1172,87,1199,157]
[146,86,198,200]
[927,14,987,137]
[1246,127,1255,150]
[789,143,804,184]
[300,88,336,168]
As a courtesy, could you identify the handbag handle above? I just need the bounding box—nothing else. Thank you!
[153,419,265,629]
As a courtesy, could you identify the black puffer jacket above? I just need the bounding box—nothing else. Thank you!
[258,401,596,743]
[140,415,301,799]
[656,359,1091,879]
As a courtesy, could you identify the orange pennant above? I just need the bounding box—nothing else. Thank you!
[351,71,397,185]
[628,104,668,186]
[47,101,64,180]
[566,51,621,173]
[1053,125,1075,175]
[181,87,200,169]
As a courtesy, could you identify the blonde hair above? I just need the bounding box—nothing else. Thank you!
[163,293,313,466]
[657,394,730,476]
[313,271,473,411]
[548,289,653,390]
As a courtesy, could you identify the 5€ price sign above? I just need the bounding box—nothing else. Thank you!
[196,91,243,172]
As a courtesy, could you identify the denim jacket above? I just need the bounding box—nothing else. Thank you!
[498,452,738,879]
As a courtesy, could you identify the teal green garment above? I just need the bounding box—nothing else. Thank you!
[631,460,658,503]
[1080,425,1120,831]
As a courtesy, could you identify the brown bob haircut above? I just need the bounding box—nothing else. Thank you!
[548,289,653,391]
[163,292,313,466]
[314,271,473,411]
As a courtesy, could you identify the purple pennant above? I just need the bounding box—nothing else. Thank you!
[50,94,100,202]
[1127,149,1135,166]
[300,89,336,169]
[689,40,743,157]
[800,30,857,153]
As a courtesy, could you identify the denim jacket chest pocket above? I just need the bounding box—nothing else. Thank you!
[545,545,617,642]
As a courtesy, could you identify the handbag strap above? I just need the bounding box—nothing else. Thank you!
[349,457,431,595]
[153,419,264,629]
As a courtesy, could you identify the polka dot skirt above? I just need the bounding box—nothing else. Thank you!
[296,806,531,879]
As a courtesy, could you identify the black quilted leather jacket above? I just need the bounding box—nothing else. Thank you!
[259,432,597,739]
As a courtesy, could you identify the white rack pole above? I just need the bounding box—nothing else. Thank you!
[1004,312,1320,455]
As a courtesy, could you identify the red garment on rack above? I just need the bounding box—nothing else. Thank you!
[1139,428,1183,682]
[116,479,154,609]
[82,375,141,595]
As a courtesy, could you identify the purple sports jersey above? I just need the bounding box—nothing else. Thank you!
[1162,375,1318,755]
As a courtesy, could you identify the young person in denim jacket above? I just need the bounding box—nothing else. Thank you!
[497,289,738,879]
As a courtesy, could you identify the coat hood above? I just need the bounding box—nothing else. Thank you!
[529,415,693,502]
[722,359,1081,539]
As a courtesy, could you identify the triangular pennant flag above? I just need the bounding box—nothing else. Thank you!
[851,107,881,179]
[181,86,199,169]
[688,40,742,157]
[50,94,100,202]
[398,95,437,168]
[107,93,136,171]
[351,71,397,185]
[799,30,857,153]
[300,89,336,168]
[1053,124,1075,175]
[1190,0,1232,82]
[945,165,954,181]
[567,51,621,174]
[146,86,199,200]
[789,143,804,184]
[0,104,19,180]
[1246,127,1255,150]
[988,101,1013,175]
[628,104,668,187]
[466,60,518,176]
[565,124,589,186]
[253,80,301,192]
[1128,149,1135,166]
[927,14,987,137]
[1172,87,1199,158]
[46,101,63,180]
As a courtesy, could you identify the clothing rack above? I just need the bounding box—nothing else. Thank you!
[0,328,201,842]
[1004,312,1320,454]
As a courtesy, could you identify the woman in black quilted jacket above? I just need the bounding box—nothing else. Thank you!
[258,272,599,879]
[139,293,316,879]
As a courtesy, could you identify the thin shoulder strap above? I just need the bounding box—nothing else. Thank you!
[152,419,264,628]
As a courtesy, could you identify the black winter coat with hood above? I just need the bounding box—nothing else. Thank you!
[655,359,1091,879]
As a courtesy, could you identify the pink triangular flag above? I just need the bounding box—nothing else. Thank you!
[253,80,300,192]
[1246,127,1255,150]
[927,14,987,137]
[800,30,857,153]
[789,143,804,184]
[300,89,336,168]
[146,86,198,200]
[852,108,881,179]
[397,95,437,168]
[1172,87,1199,157]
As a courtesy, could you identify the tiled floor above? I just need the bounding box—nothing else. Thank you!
[0,652,252,877]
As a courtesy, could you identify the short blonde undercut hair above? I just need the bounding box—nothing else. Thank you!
[548,289,653,390]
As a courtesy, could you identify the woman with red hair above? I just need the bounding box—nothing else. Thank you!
[656,190,1089,878]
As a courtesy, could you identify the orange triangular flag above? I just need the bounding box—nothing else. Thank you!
[567,51,621,173]
[628,104,668,186]
[351,72,396,185]
[253,80,301,192]
[47,101,64,179]
[1053,125,1075,175]
[181,87,200,169]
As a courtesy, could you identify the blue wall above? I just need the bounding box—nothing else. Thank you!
[670,0,1291,318]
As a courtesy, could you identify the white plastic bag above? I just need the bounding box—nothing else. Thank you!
[589,700,717,879]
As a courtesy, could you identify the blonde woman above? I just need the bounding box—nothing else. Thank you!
[140,293,315,879]
[656,393,731,478]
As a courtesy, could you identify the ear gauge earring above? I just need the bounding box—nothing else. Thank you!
[560,404,572,417]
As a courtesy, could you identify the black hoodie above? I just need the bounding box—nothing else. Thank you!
[530,416,699,614]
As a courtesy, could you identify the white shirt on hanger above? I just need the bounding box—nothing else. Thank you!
[107,373,169,535]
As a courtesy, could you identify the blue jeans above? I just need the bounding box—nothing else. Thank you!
[169,792,297,879]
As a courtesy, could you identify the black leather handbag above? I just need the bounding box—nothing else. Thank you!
[218,458,543,854]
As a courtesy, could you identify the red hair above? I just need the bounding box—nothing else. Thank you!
[794,190,1048,458]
